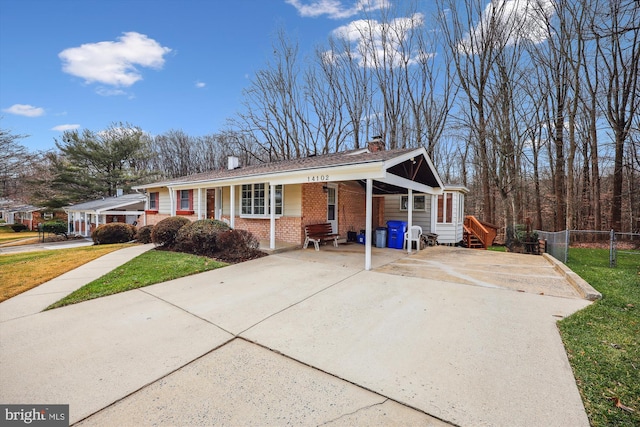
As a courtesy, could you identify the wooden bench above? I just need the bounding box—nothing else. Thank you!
[303,223,339,251]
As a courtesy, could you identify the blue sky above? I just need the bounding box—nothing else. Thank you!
[1,0,398,152]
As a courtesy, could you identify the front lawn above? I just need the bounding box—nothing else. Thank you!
[0,225,39,244]
[46,249,226,309]
[559,248,639,426]
[0,244,133,302]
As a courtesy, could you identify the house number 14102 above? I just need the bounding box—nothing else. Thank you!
[307,175,329,182]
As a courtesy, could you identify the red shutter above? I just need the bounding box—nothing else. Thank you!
[189,189,194,210]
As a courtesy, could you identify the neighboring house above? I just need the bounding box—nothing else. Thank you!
[134,141,469,270]
[64,193,146,237]
[0,198,42,230]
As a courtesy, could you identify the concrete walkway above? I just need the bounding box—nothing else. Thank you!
[0,244,155,322]
[0,244,593,426]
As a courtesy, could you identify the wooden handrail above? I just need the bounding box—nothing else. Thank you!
[464,215,498,249]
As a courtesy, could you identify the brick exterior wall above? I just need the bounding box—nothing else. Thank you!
[336,181,367,236]
[146,181,371,246]
[224,216,302,244]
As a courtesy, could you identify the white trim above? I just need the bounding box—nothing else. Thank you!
[365,179,373,271]
[230,185,235,228]
[270,183,276,250]
[407,188,413,254]
[152,162,384,191]
[379,172,441,195]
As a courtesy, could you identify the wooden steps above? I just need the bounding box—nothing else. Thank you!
[463,216,498,250]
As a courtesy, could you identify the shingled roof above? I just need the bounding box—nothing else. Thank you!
[65,193,146,212]
[135,147,422,189]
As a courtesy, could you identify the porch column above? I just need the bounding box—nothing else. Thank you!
[215,188,222,220]
[407,189,413,253]
[365,178,373,271]
[431,194,437,235]
[67,212,71,235]
[84,214,89,238]
[197,188,203,220]
[230,185,235,228]
[169,188,176,216]
[269,184,276,250]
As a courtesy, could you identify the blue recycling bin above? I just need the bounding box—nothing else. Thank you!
[386,221,407,249]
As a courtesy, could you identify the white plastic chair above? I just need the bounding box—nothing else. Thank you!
[404,225,423,251]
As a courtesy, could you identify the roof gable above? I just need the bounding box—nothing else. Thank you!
[133,147,444,195]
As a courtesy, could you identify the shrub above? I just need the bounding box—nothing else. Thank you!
[42,220,67,236]
[215,229,264,262]
[135,225,154,243]
[175,219,231,256]
[10,223,28,232]
[151,216,190,248]
[92,222,137,244]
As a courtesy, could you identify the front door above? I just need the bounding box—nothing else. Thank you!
[327,184,338,234]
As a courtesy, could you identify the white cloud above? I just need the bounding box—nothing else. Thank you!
[2,104,45,117]
[330,13,425,68]
[51,124,81,131]
[195,81,206,88]
[286,0,390,19]
[460,0,554,52]
[59,32,172,87]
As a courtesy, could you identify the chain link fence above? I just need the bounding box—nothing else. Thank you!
[536,229,640,267]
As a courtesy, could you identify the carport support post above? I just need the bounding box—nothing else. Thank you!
[365,178,373,271]
[407,188,413,253]
[230,185,235,228]
[270,183,276,250]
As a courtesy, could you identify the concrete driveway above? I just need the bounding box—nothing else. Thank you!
[0,245,592,426]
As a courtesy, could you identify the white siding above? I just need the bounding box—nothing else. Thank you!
[383,194,433,234]
[284,184,302,217]
[435,191,465,244]
[154,188,171,214]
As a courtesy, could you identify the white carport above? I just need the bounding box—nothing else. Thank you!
[137,147,444,271]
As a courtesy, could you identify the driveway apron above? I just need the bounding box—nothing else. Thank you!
[1,245,592,426]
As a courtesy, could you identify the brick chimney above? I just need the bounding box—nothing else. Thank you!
[367,136,385,152]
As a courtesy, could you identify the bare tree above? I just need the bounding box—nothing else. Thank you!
[233,29,310,160]
[592,0,640,231]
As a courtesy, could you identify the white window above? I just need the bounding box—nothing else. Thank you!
[149,192,158,210]
[400,195,426,211]
[437,193,453,223]
[179,190,191,210]
[241,184,283,217]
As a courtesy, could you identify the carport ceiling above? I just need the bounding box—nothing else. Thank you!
[358,156,441,195]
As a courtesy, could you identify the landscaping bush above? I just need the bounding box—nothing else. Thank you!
[92,222,137,244]
[135,225,154,243]
[215,229,264,262]
[10,223,28,232]
[151,216,190,248]
[174,219,230,256]
[42,220,67,237]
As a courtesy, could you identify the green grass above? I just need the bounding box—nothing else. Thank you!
[559,248,640,426]
[47,249,226,309]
